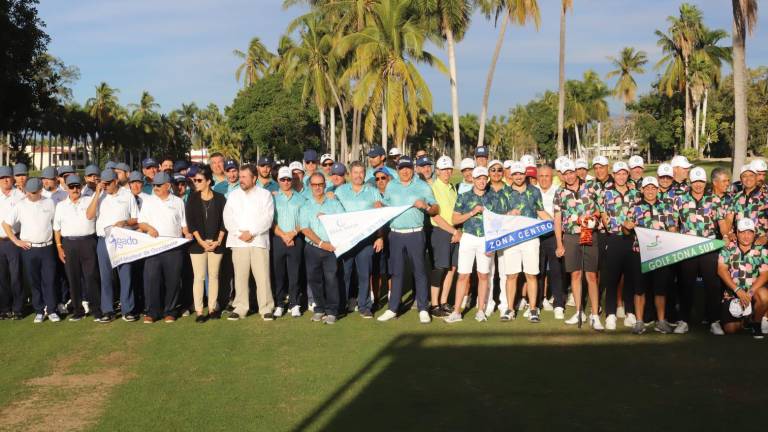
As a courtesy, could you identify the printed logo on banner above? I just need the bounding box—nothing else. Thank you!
[105,227,191,268]
[319,205,411,257]
[635,227,724,273]
[482,210,553,253]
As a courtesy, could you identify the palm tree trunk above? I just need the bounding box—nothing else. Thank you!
[329,107,336,158]
[731,0,748,173]
[694,100,701,154]
[684,79,694,150]
[381,103,387,151]
[445,24,462,163]
[352,107,359,160]
[701,88,709,140]
[574,124,581,157]
[556,5,567,157]
[597,121,602,147]
[319,109,327,151]
[477,12,509,148]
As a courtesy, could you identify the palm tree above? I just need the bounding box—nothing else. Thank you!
[337,0,446,148]
[86,82,120,162]
[731,0,758,173]
[606,47,648,119]
[233,37,275,87]
[689,28,731,155]
[555,0,573,157]
[476,0,540,148]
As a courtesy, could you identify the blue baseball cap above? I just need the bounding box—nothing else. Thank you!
[13,163,28,176]
[65,174,82,187]
[0,166,13,178]
[303,149,318,163]
[114,162,131,172]
[173,173,187,184]
[84,165,100,177]
[142,158,158,169]
[257,156,273,166]
[128,171,143,183]
[330,162,346,176]
[185,165,200,178]
[41,167,57,179]
[25,177,42,193]
[152,172,171,185]
[57,166,75,176]
[101,169,116,182]
[224,160,239,171]
[104,161,117,170]
[475,147,489,158]
[416,156,433,167]
[373,167,390,178]
[397,157,414,169]
[367,146,386,158]
[173,160,189,173]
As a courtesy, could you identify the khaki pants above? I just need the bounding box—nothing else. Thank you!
[190,252,223,312]
[231,247,274,316]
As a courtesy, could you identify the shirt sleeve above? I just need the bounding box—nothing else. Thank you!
[553,192,562,214]
[422,183,436,205]
[222,195,237,234]
[251,191,273,235]
[454,193,467,213]
[533,188,544,212]
[52,203,62,231]
[298,204,310,230]
[178,199,187,228]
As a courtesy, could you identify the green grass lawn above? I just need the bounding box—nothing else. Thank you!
[0,299,764,432]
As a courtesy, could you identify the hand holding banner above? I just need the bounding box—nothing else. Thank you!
[319,205,412,257]
[635,227,724,273]
[483,210,553,253]
[105,227,191,268]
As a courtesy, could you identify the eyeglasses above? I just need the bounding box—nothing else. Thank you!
[310,183,325,187]
[322,163,334,167]
[375,176,388,182]
[192,178,205,183]
[489,169,503,173]
[279,178,292,182]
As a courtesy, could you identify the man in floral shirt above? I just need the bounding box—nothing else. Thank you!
[674,167,729,335]
[553,159,603,330]
[623,177,678,335]
[724,164,768,243]
[717,218,768,339]
[597,161,640,330]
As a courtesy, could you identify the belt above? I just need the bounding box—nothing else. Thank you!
[63,235,96,241]
[0,237,10,241]
[391,227,423,234]
[29,241,53,248]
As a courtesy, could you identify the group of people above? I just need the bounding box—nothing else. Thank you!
[1,147,767,338]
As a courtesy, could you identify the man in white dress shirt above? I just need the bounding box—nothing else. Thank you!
[223,164,275,321]
[88,169,139,322]
[53,174,103,322]
[2,178,58,323]
[0,166,26,320]
[137,172,192,323]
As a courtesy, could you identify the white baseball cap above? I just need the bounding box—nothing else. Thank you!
[320,153,334,164]
[436,156,453,170]
[509,161,525,174]
[460,158,476,171]
[388,147,402,156]
[641,176,659,188]
[657,163,673,178]
[488,159,503,169]
[628,155,645,169]
[560,159,576,173]
[740,164,755,176]
[612,161,629,174]
[728,297,753,318]
[503,160,514,170]
[592,155,609,167]
[671,155,693,169]
[277,167,292,180]
[689,167,707,183]
[575,158,588,169]
[750,159,767,173]
[737,218,756,232]
[520,154,536,168]
[289,161,304,173]
[472,166,489,178]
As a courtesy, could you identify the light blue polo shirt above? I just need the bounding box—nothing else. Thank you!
[299,196,345,243]
[273,189,306,232]
[213,181,239,198]
[256,178,279,193]
[383,178,436,230]
[334,183,380,212]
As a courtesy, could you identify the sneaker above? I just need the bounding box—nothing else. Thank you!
[474,310,488,322]
[419,310,431,324]
[57,303,68,315]
[430,305,447,318]
[590,314,604,331]
[762,317,768,335]
[542,298,554,311]
[98,314,114,324]
[632,321,646,334]
[377,310,397,322]
[522,305,531,318]
[529,309,541,323]
[290,305,301,318]
[143,316,154,324]
[566,293,576,307]
[654,320,673,334]
[444,311,462,323]
[33,313,45,324]
[181,309,191,317]
[323,315,336,325]
[274,307,284,318]
[751,323,764,340]
[48,313,61,323]
[11,312,23,321]
[122,314,138,322]
[68,313,84,322]
[517,298,528,311]
[673,320,689,334]
[623,313,637,328]
[605,314,617,330]
[163,315,176,323]
[553,307,565,320]
[209,310,222,320]
[564,311,587,325]
[262,313,275,321]
[82,301,90,315]
[616,305,626,319]
[439,303,453,314]
[311,312,325,322]
[360,310,373,319]
[308,302,316,312]
[710,321,725,336]
[227,313,242,321]
[484,300,496,317]
[500,309,515,321]
[195,314,208,323]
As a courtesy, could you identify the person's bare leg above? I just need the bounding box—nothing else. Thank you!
[440,268,455,304]
[453,274,470,313]
[586,271,600,315]
[571,271,583,312]
[723,321,743,334]
[617,275,625,309]
[430,285,440,306]
[654,295,666,322]
[505,274,519,312]
[752,287,768,329]
[526,274,538,309]
[635,294,645,322]
[476,273,489,313]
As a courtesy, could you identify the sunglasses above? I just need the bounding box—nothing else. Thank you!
[375,176,388,181]
[192,178,205,183]
[305,161,317,165]
[153,184,164,188]
[69,184,82,189]
[489,169,503,173]
[322,163,334,167]
[310,183,325,187]
[279,178,292,182]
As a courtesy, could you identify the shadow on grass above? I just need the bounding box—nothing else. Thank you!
[294,331,761,431]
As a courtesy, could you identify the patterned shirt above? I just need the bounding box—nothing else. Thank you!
[485,184,512,215]
[669,179,691,198]
[454,188,509,237]
[507,184,544,219]
[598,187,639,235]
[627,198,678,251]
[673,192,724,239]
[727,187,768,236]
[553,180,599,235]
[718,242,768,295]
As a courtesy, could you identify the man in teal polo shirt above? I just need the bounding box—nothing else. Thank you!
[273,166,307,318]
[378,156,439,324]
[212,160,240,197]
[334,161,384,317]
[141,158,158,194]
[365,146,398,185]
[256,156,279,193]
[299,172,346,324]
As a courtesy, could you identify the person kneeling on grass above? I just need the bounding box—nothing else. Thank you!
[716,218,768,339]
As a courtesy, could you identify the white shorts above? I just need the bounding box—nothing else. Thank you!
[458,233,492,274]
[501,238,540,275]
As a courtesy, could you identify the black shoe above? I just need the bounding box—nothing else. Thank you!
[11,312,23,321]
[209,310,221,320]
[752,324,765,340]
[360,310,373,319]
[440,303,453,314]
[97,314,114,324]
[122,314,138,322]
[430,305,447,317]
[0,313,7,321]
[68,313,84,322]
[227,313,241,321]
[195,314,208,323]
[262,313,275,321]
[529,309,541,323]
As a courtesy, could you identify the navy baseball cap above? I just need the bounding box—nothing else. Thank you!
[13,163,28,176]
[41,167,57,179]
[475,147,489,158]
[104,161,117,170]
[0,166,12,178]
[374,167,390,177]
[173,160,189,173]
[397,156,414,169]
[57,166,75,176]
[303,149,318,162]
[416,156,433,167]
[65,174,82,187]
[173,174,186,184]
[224,160,239,171]
[257,156,273,166]
[330,162,346,176]
[152,172,171,185]
[128,171,143,183]
[84,165,100,177]
[101,169,116,182]
[367,146,386,158]
[142,158,158,168]
[114,162,131,172]
[185,165,200,178]
[24,177,42,193]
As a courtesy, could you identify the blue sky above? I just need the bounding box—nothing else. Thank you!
[39,0,767,118]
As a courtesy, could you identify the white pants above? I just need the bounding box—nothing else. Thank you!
[458,233,492,274]
[502,238,540,275]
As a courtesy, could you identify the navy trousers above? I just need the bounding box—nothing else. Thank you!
[272,235,304,308]
[304,243,340,316]
[341,238,374,313]
[22,245,57,314]
[97,237,134,315]
[0,240,23,314]
[388,231,429,313]
[143,248,183,320]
